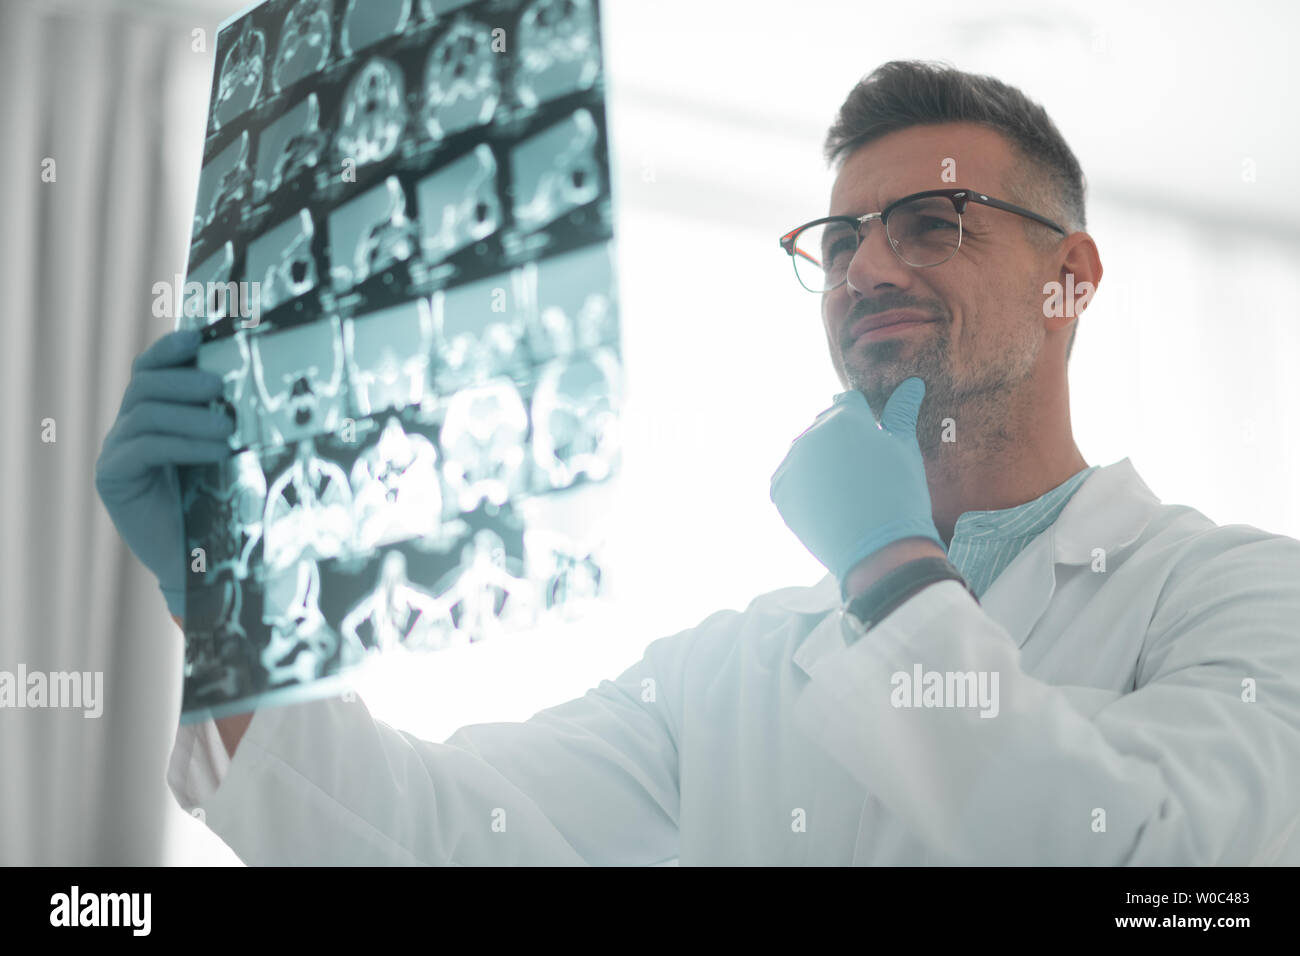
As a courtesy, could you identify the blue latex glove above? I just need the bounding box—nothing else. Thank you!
[770,376,944,593]
[94,329,235,619]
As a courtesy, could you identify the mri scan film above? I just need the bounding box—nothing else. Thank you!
[177,0,619,722]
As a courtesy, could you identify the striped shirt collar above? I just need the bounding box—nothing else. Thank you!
[946,464,1098,598]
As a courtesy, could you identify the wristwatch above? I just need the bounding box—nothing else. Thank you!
[840,556,978,644]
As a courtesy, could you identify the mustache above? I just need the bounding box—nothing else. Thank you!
[842,298,946,345]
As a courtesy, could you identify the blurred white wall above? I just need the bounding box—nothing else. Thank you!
[27,0,1299,863]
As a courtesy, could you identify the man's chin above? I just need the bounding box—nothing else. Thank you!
[848,379,896,420]
[848,367,933,418]
[847,365,913,398]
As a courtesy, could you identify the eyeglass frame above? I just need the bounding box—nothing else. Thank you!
[779,188,1070,292]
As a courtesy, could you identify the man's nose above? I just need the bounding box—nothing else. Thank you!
[845,219,913,296]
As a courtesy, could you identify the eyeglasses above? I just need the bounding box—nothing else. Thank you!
[779,188,1069,293]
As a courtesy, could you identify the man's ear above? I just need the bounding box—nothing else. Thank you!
[1044,232,1102,335]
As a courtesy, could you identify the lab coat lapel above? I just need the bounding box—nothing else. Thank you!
[974,457,1163,648]
[975,527,1057,648]
[1050,457,1162,565]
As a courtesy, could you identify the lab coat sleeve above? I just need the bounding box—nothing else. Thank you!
[791,533,1300,864]
[176,634,685,866]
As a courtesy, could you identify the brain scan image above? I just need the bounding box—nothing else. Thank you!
[431,272,527,392]
[213,20,266,131]
[183,450,268,580]
[246,209,319,315]
[210,133,253,231]
[509,109,601,233]
[194,132,252,240]
[421,0,476,16]
[178,0,617,719]
[526,241,617,360]
[251,317,346,447]
[260,558,349,685]
[341,550,456,657]
[255,94,328,200]
[417,145,501,266]
[263,439,355,572]
[184,573,254,702]
[328,176,417,294]
[344,299,433,417]
[197,333,262,450]
[530,349,622,489]
[438,379,529,513]
[272,0,333,93]
[336,57,408,168]
[349,416,442,551]
[432,529,536,642]
[516,0,600,109]
[524,528,602,613]
[182,242,237,330]
[341,0,412,58]
[422,15,500,141]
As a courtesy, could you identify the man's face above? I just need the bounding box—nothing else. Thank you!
[822,123,1055,442]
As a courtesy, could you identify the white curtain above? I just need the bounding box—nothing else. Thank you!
[0,0,213,864]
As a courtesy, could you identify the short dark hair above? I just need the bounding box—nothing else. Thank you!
[824,60,1088,358]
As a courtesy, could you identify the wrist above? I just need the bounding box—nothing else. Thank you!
[840,554,975,644]
[841,536,948,602]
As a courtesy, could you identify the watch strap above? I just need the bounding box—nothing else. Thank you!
[841,556,978,643]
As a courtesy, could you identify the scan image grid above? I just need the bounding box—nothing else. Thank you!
[176,0,620,722]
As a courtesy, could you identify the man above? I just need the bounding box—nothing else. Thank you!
[97,61,1300,864]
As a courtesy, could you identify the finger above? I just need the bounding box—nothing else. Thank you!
[97,434,232,480]
[120,367,225,413]
[880,376,926,437]
[112,401,235,444]
[131,329,202,374]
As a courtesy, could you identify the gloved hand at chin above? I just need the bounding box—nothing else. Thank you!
[94,329,235,619]
[770,376,944,596]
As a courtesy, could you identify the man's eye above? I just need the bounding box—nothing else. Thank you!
[824,238,857,265]
[918,216,958,231]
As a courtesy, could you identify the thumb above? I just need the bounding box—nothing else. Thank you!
[880,376,926,437]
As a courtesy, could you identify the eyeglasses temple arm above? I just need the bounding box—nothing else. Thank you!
[972,194,1070,235]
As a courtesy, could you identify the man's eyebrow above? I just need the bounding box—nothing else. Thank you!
[833,189,934,216]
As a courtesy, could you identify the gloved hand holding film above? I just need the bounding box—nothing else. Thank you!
[94,329,235,619]
[769,376,945,594]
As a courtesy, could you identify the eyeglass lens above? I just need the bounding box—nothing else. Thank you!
[791,196,961,291]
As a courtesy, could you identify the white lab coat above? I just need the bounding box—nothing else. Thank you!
[168,457,1300,864]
